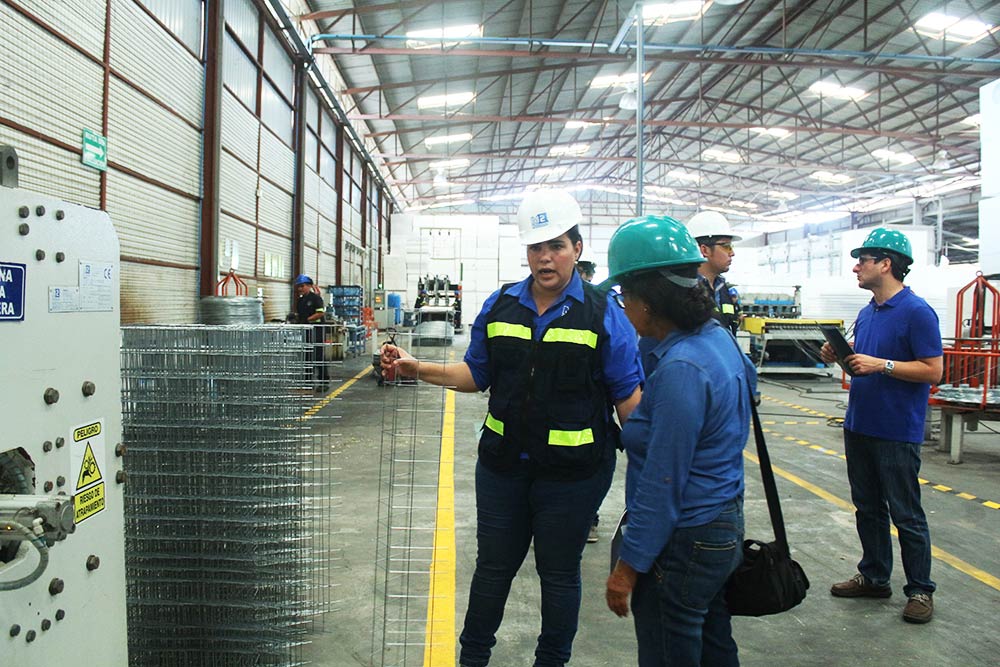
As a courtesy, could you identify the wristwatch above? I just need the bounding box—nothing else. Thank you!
[883,359,895,376]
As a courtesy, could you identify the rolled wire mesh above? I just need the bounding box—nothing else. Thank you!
[372,333,451,667]
[121,325,340,667]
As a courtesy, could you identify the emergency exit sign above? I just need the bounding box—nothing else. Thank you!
[81,129,107,171]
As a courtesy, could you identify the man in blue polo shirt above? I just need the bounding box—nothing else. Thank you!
[821,228,943,624]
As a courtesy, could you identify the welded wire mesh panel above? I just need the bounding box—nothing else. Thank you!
[121,325,340,667]
[372,334,452,667]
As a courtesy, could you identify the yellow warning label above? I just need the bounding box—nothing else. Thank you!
[76,442,103,491]
[73,482,105,524]
[74,421,102,442]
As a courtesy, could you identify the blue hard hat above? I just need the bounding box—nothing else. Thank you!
[294,274,313,286]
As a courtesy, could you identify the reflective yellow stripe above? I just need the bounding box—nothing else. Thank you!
[485,412,504,436]
[541,328,598,348]
[548,428,595,447]
[487,322,532,340]
[721,304,736,314]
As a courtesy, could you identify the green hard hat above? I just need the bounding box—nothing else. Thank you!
[599,215,704,288]
[850,228,913,262]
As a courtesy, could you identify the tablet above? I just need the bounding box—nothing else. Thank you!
[820,324,855,376]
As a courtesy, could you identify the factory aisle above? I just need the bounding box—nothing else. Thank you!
[302,350,1000,667]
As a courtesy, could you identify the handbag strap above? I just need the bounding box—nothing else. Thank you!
[748,391,791,557]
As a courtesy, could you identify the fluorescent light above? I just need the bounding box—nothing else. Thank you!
[424,132,473,147]
[566,120,602,129]
[768,190,799,201]
[809,80,868,101]
[667,169,701,183]
[729,200,758,209]
[434,158,470,170]
[872,148,917,165]
[549,143,591,156]
[914,12,992,43]
[962,113,982,127]
[591,72,646,88]
[750,127,791,139]
[810,170,852,185]
[642,1,706,24]
[703,148,742,164]
[406,24,483,48]
[417,91,475,109]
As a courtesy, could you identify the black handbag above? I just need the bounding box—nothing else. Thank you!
[726,387,810,616]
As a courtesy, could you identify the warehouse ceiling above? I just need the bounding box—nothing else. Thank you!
[292,0,999,253]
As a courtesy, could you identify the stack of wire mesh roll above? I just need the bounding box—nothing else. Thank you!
[200,295,265,324]
[120,325,338,667]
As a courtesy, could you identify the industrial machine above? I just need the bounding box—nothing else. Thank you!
[413,274,460,343]
[1,162,128,662]
[740,289,842,375]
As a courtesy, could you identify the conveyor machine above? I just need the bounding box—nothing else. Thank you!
[741,316,845,375]
[1,154,128,663]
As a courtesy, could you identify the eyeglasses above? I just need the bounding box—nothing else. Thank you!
[709,241,734,252]
[856,255,884,265]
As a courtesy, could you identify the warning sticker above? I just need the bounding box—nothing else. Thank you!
[71,419,106,525]
[74,482,105,523]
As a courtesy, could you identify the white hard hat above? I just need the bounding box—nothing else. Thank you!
[685,210,742,242]
[517,189,583,245]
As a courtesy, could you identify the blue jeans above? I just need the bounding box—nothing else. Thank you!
[630,500,744,667]
[458,456,615,667]
[844,430,935,596]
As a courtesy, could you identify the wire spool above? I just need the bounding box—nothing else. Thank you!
[199,296,264,324]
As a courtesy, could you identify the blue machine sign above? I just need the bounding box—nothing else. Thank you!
[0,262,26,321]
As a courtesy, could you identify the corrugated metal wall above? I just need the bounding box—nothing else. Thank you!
[1,0,391,323]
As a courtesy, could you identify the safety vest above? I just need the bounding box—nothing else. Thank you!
[479,282,617,480]
[702,277,740,335]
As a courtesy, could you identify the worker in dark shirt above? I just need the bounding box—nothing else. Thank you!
[294,274,329,390]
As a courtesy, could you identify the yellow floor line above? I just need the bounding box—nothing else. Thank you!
[302,366,371,418]
[744,451,1000,593]
[423,391,457,667]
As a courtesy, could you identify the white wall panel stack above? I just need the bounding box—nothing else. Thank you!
[120,261,198,324]
[259,178,294,233]
[0,127,101,208]
[106,170,199,266]
[980,78,1000,275]
[219,213,257,274]
[221,90,259,166]
[260,130,295,191]
[13,0,106,56]
[219,150,259,222]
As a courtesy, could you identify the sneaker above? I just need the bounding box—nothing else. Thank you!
[587,524,599,544]
[830,573,892,598]
[902,593,933,623]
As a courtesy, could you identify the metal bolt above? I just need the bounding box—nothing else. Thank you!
[55,210,65,220]
[55,437,65,448]
[18,206,29,218]
[82,381,96,397]
[86,555,100,571]
[35,205,45,217]
[43,388,59,405]
[48,578,64,596]
[40,619,51,631]
[116,470,126,484]
[25,629,36,643]
[56,476,65,487]
[9,624,20,637]
[42,440,53,452]
[115,443,126,457]
[35,249,45,261]
[55,610,65,621]
[55,252,65,262]
[43,481,53,492]
[18,223,29,235]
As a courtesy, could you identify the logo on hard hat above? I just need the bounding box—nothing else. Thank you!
[531,212,549,229]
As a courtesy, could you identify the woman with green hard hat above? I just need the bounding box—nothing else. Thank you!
[601,215,757,667]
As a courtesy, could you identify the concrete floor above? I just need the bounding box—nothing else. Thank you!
[301,335,1000,667]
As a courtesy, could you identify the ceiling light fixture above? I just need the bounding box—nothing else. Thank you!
[809,80,868,101]
[417,91,475,109]
[565,120,602,129]
[434,158,470,170]
[962,113,982,126]
[667,170,701,182]
[642,1,707,24]
[810,170,852,185]
[750,127,791,139]
[549,143,591,156]
[768,190,799,201]
[618,88,638,111]
[406,24,483,49]
[424,132,473,147]
[590,72,647,89]
[535,166,568,179]
[703,148,742,164]
[872,148,917,165]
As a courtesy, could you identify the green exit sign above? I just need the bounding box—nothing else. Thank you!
[81,129,107,171]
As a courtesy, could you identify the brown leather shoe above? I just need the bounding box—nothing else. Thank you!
[902,593,933,623]
[830,573,892,598]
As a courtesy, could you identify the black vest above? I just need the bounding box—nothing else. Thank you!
[705,280,740,335]
[478,282,618,480]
